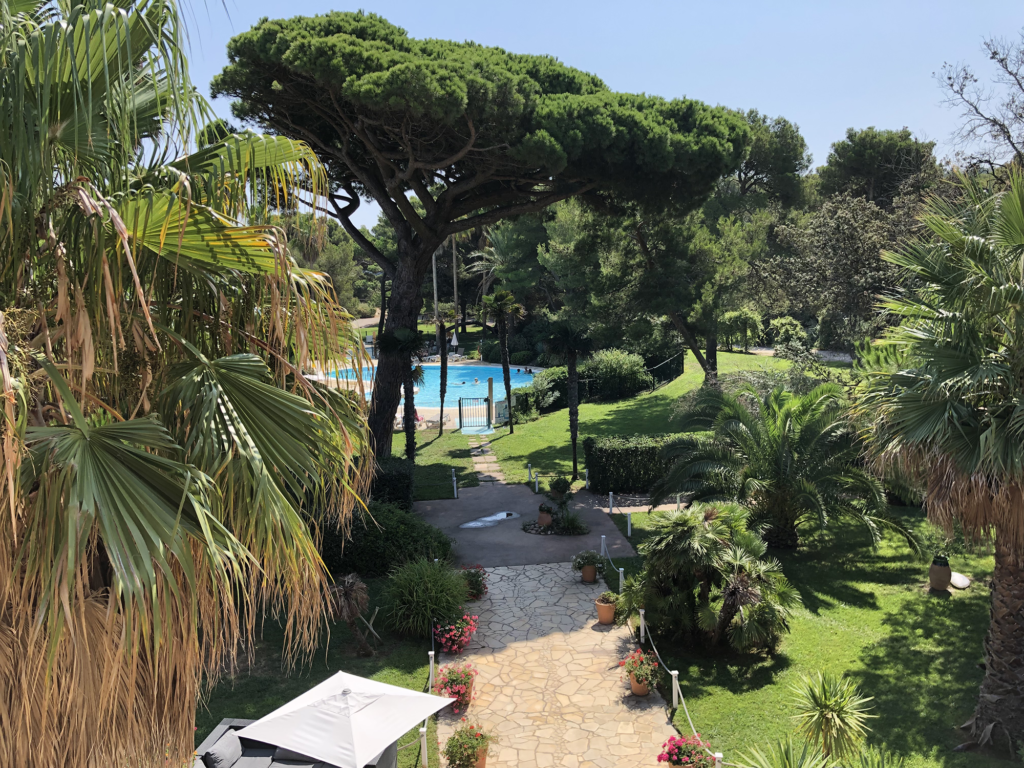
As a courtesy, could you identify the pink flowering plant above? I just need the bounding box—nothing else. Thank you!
[433,662,477,713]
[657,734,715,766]
[461,565,488,600]
[619,648,660,687]
[434,613,479,653]
[442,720,493,768]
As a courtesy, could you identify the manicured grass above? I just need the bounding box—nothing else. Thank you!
[604,510,1005,768]
[196,580,438,768]
[391,429,480,501]
[486,352,789,487]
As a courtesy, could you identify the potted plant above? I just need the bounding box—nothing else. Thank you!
[433,614,480,654]
[571,550,604,583]
[595,591,618,625]
[929,553,952,591]
[433,662,478,713]
[658,735,716,766]
[537,503,553,528]
[462,565,488,600]
[548,476,571,500]
[620,648,659,696]
[442,720,493,768]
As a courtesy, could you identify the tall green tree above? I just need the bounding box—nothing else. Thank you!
[212,11,749,456]
[0,1,368,765]
[734,110,812,207]
[856,173,1024,745]
[545,321,593,480]
[818,127,937,209]
[436,303,459,437]
[482,291,523,434]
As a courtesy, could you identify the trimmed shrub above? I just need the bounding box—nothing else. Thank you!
[370,457,414,510]
[769,315,807,346]
[510,350,533,365]
[383,559,468,638]
[583,434,675,494]
[481,340,502,363]
[580,349,654,401]
[320,501,453,578]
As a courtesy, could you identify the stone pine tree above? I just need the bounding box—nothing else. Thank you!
[213,11,749,457]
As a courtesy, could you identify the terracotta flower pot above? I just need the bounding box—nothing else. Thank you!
[929,561,952,591]
[537,511,552,527]
[596,600,615,625]
[581,564,597,583]
[476,747,488,768]
[629,673,649,696]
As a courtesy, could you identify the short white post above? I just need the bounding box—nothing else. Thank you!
[585,468,590,489]
[527,463,532,481]
[639,608,646,644]
[419,726,428,767]
[671,670,679,708]
[534,476,539,493]
[428,651,435,690]
[676,493,681,511]
[627,511,632,537]
[600,534,607,558]
[618,567,624,595]
[452,467,458,499]
[609,491,614,514]
[715,753,723,768]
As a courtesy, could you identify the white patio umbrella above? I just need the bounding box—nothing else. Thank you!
[450,331,458,349]
[236,672,453,768]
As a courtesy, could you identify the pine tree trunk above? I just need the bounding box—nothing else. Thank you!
[568,350,579,480]
[705,325,719,385]
[969,529,1024,747]
[499,315,513,434]
[377,275,387,338]
[403,368,416,459]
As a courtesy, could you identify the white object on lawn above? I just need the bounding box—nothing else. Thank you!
[950,572,971,589]
[236,672,453,768]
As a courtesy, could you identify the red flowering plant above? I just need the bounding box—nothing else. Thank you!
[434,613,479,653]
[442,720,493,768]
[461,565,488,600]
[657,734,716,766]
[433,662,478,713]
[619,648,660,687]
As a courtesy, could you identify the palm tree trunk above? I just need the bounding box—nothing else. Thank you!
[568,350,579,480]
[499,315,513,434]
[403,366,416,459]
[970,529,1024,745]
[438,321,448,438]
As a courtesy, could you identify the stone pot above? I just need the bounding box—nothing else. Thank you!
[929,558,952,591]
[581,564,597,583]
[629,673,649,696]
[596,599,616,625]
[476,747,488,768]
[537,511,553,527]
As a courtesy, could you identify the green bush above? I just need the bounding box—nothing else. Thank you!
[383,559,468,638]
[532,366,568,410]
[320,501,453,578]
[510,350,533,365]
[583,433,675,494]
[370,457,414,511]
[580,349,654,401]
[481,340,502,363]
[769,315,808,346]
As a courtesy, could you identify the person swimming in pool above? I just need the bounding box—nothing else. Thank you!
[473,377,479,384]
[516,368,521,373]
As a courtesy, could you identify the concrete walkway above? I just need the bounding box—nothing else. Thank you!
[435,563,677,768]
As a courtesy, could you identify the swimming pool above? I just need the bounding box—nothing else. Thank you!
[334,363,536,407]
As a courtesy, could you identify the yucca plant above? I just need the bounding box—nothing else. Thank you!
[0,1,369,765]
[738,737,830,768]
[790,672,876,759]
[652,384,916,551]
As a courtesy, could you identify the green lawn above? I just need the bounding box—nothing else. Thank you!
[392,428,480,501]
[604,510,1005,768]
[486,351,789,487]
[195,580,438,768]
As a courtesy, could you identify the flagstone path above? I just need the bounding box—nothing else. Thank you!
[468,434,504,483]
[435,563,677,768]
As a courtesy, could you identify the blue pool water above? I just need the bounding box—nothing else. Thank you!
[335,363,536,407]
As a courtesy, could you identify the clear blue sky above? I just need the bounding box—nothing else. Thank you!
[187,0,1024,228]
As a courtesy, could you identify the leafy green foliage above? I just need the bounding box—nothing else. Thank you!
[510,351,534,365]
[790,672,876,758]
[738,738,829,768]
[769,316,808,346]
[383,560,468,639]
[722,308,764,352]
[320,502,452,579]
[583,434,675,494]
[371,457,415,511]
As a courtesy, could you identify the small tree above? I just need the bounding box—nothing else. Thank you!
[545,322,593,480]
[436,303,459,437]
[790,672,875,759]
[482,291,523,434]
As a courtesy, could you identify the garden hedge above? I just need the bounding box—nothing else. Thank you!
[582,433,676,494]
[370,457,414,511]
[320,501,453,578]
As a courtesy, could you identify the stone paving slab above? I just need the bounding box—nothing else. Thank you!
[436,563,677,767]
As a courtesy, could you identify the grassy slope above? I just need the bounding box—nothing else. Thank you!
[487,352,788,487]
[605,511,1004,768]
[196,581,438,768]
[391,429,480,501]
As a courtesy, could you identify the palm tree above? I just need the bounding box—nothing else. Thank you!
[0,2,368,765]
[546,321,592,480]
[436,303,459,437]
[652,384,913,550]
[855,172,1024,745]
[789,672,875,759]
[467,228,518,313]
[482,290,523,434]
[328,574,373,656]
